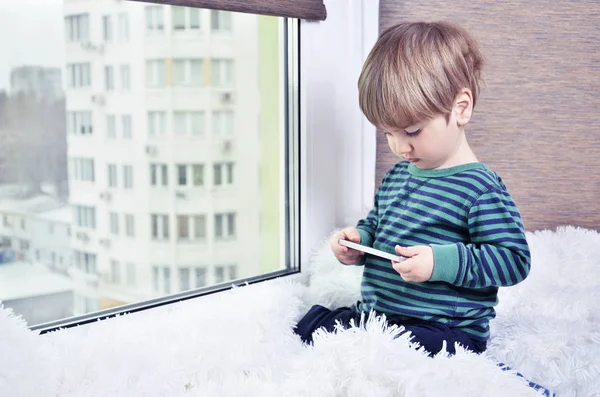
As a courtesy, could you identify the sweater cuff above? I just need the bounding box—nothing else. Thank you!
[357,228,374,247]
[430,244,460,283]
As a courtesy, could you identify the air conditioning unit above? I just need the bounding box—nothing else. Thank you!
[91,94,105,105]
[76,231,90,242]
[145,145,158,155]
[221,92,234,103]
[99,238,111,248]
[222,140,232,153]
[80,41,104,54]
[99,191,112,202]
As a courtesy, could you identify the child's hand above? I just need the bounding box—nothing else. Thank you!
[330,227,364,265]
[392,245,434,282]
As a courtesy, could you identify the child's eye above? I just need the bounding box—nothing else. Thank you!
[405,128,422,137]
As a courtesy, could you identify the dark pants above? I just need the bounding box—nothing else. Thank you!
[294,304,486,355]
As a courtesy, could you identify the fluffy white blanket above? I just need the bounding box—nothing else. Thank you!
[1,227,599,397]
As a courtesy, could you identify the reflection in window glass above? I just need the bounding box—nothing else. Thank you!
[0,4,287,327]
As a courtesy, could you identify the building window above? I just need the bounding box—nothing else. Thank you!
[194,215,206,239]
[74,251,97,274]
[102,15,113,41]
[67,111,93,135]
[177,215,189,240]
[111,260,120,284]
[176,214,206,240]
[106,115,117,138]
[211,59,234,86]
[74,205,96,229]
[109,212,119,235]
[214,266,225,283]
[195,268,206,288]
[211,10,232,32]
[123,165,133,188]
[214,212,235,239]
[151,214,169,240]
[172,6,200,31]
[65,14,89,42]
[147,111,167,136]
[174,111,204,135]
[192,164,204,186]
[122,115,132,139]
[179,268,190,291]
[107,164,118,187]
[163,267,171,294]
[146,60,166,87]
[213,162,234,186]
[173,59,203,86]
[150,163,169,186]
[125,214,135,237]
[152,266,160,292]
[126,263,136,287]
[120,65,130,90]
[145,6,165,32]
[212,110,234,135]
[228,264,237,280]
[177,164,187,186]
[118,13,129,41]
[105,66,115,91]
[66,63,91,88]
[69,157,95,182]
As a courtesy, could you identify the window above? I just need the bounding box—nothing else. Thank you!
[192,164,204,186]
[120,65,130,90]
[15,4,301,331]
[118,13,129,41]
[163,267,171,294]
[212,110,234,135]
[148,111,167,136]
[214,213,235,239]
[67,111,93,135]
[67,63,91,88]
[179,268,190,291]
[146,6,165,32]
[111,260,120,284]
[125,214,135,237]
[20,219,26,231]
[211,10,232,31]
[105,66,115,91]
[69,158,95,182]
[150,163,168,186]
[109,212,119,235]
[173,6,200,31]
[174,111,204,135]
[123,165,133,188]
[214,162,234,186]
[228,264,237,280]
[65,14,89,42]
[211,59,234,85]
[107,164,118,187]
[151,214,169,240]
[122,115,132,139]
[177,164,187,186]
[146,60,166,87]
[195,268,206,288]
[214,266,225,283]
[126,263,136,287]
[74,251,97,274]
[106,115,117,138]
[173,59,203,85]
[103,15,113,41]
[74,206,96,229]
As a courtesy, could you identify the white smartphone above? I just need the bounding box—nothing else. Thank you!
[338,239,406,262]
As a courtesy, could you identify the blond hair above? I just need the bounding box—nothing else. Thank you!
[358,21,484,129]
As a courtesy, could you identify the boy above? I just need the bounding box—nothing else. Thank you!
[294,21,531,356]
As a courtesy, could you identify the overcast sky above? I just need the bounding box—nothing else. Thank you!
[0,0,64,91]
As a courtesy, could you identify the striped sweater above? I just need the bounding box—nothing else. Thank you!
[355,161,530,341]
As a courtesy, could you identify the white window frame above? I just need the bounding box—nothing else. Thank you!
[123,165,133,188]
[65,14,89,42]
[125,214,135,237]
[150,163,169,186]
[67,63,91,88]
[118,13,129,41]
[151,214,170,240]
[147,111,167,136]
[212,110,234,136]
[210,10,232,32]
[146,60,166,87]
[67,111,93,135]
[106,115,117,138]
[103,15,113,41]
[145,6,165,32]
[122,115,132,139]
[120,65,130,90]
[211,59,234,86]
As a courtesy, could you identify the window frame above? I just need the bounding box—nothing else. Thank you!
[31,12,305,334]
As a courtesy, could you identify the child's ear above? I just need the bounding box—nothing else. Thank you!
[454,88,473,127]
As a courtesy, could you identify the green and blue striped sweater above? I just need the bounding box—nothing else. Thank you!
[355,161,530,341]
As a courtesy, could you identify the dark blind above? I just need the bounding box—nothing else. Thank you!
[130,0,327,20]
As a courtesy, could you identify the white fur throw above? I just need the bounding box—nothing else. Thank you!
[1,226,598,396]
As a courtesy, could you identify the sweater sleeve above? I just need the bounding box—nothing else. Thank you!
[429,187,531,288]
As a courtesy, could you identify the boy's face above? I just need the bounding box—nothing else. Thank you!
[380,92,473,170]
